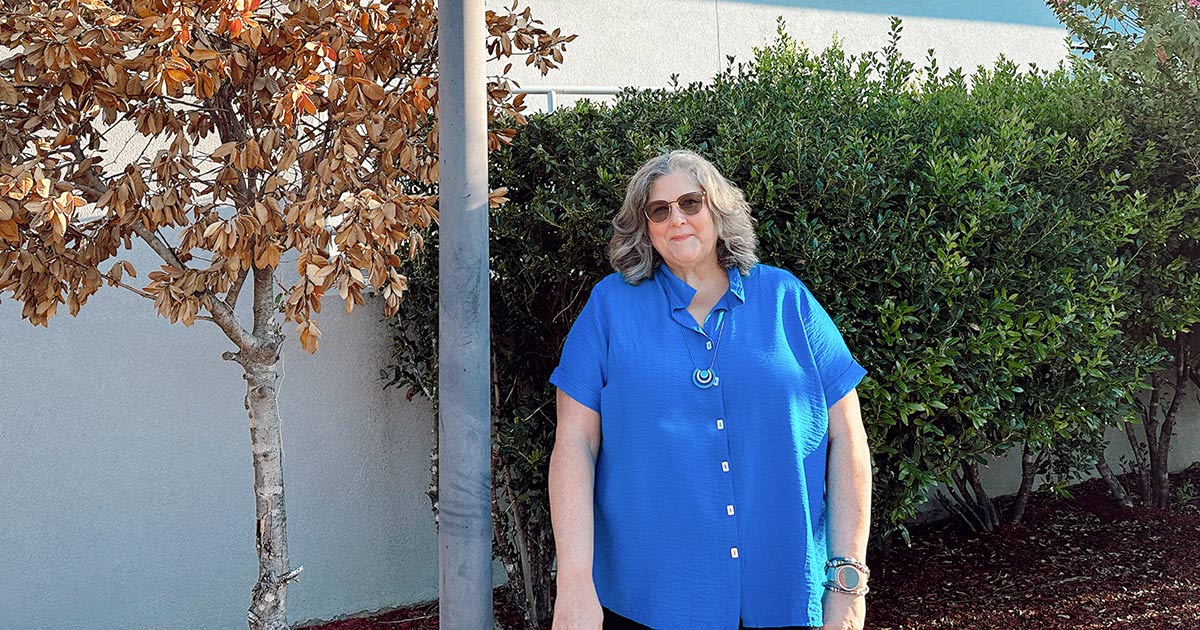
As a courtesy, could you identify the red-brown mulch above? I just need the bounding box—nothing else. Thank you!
[868,464,1200,630]
[301,465,1200,630]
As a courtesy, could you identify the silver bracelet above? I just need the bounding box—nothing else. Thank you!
[824,556,870,596]
[823,579,870,596]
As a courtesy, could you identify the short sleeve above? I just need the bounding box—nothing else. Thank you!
[549,283,608,413]
[797,282,866,407]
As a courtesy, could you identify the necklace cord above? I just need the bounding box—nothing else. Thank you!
[680,309,727,378]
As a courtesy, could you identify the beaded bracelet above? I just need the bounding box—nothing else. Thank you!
[823,579,870,596]
[823,557,870,596]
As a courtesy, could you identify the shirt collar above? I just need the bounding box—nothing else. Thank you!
[655,264,746,312]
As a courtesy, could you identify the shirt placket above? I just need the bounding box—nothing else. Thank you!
[684,307,744,616]
[662,268,746,627]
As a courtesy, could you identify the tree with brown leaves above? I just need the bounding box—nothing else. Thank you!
[0,0,572,627]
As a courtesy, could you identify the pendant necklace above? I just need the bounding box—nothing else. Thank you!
[681,310,727,389]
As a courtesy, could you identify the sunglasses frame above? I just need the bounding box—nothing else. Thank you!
[643,189,708,223]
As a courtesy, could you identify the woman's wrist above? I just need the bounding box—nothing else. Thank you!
[823,556,870,596]
[555,566,595,589]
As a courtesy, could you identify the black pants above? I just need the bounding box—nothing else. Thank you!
[603,607,820,630]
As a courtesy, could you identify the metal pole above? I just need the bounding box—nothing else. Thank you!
[437,1,492,629]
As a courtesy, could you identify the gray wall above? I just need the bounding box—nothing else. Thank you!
[8,2,1189,629]
[977,401,1200,498]
[1,244,438,629]
[493,0,1071,110]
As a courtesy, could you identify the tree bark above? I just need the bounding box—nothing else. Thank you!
[937,487,984,535]
[1123,417,1151,505]
[1154,342,1188,508]
[244,357,295,630]
[1095,451,1133,508]
[1008,443,1042,526]
[1128,374,1156,506]
[241,267,299,630]
[963,462,1000,532]
[943,466,995,533]
[501,466,538,630]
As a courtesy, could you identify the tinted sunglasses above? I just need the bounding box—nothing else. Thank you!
[644,190,707,223]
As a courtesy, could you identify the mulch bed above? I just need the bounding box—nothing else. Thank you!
[869,463,1200,630]
[302,464,1200,630]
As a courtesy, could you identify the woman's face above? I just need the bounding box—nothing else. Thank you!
[646,172,719,274]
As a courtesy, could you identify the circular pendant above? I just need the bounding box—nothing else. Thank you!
[693,368,718,388]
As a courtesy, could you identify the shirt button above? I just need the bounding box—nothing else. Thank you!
[730,547,739,559]
[726,504,735,516]
[721,461,730,472]
[706,340,713,350]
[716,419,725,430]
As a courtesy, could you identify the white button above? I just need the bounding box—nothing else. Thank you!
[716,419,725,430]
[706,340,713,350]
[726,504,735,516]
[721,461,730,472]
[730,547,739,558]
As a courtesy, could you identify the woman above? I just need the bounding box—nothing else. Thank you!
[548,150,872,630]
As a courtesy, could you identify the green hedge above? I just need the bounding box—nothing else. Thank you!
[386,21,1190,626]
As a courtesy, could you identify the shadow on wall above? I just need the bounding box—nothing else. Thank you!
[711,0,1064,29]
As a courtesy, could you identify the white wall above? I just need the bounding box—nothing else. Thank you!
[491,0,1071,111]
[976,397,1200,499]
[1,242,439,629]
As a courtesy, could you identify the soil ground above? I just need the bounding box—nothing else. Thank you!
[301,464,1200,630]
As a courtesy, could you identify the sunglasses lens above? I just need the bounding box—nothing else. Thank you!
[678,192,704,214]
[647,203,671,222]
[644,191,705,222]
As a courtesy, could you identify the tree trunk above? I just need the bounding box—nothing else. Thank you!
[1095,451,1133,508]
[1128,374,1156,506]
[940,464,999,533]
[937,488,984,535]
[501,466,538,630]
[1008,443,1042,526]
[963,462,1000,532]
[1153,342,1188,508]
[236,267,299,630]
[244,356,296,630]
[1123,417,1151,505]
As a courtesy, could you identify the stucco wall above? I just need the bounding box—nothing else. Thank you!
[977,399,1200,499]
[492,0,1071,111]
[1,243,439,629]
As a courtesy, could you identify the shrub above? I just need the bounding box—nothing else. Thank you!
[1050,0,1200,510]
[386,20,1179,625]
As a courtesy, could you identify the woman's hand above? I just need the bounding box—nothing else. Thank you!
[551,577,604,630]
[821,591,866,630]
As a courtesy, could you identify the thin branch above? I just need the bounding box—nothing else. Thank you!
[226,266,250,310]
[129,220,257,350]
[106,276,154,299]
[204,288,259,354]
[158,94,220,112]
[133,222,187,270]
[51,253,154,300]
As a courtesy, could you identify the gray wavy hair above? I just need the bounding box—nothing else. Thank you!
[608,149,759,284]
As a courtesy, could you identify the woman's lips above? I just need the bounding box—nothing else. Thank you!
[669,234,693,241]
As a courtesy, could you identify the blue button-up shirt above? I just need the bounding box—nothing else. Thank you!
[550,263,867,630]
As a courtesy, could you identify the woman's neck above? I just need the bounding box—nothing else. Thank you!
[667,260,727,294]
